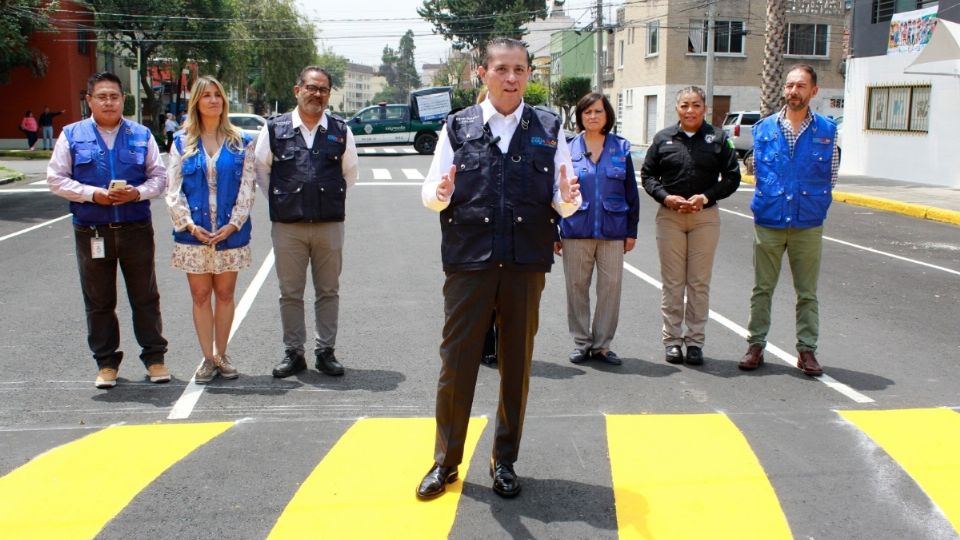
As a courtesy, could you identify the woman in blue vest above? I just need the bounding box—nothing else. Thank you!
[165,76,255,384]
[557,92,640,365]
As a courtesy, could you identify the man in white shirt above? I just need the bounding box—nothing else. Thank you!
[417,38,582,501]
[254,66,359,379]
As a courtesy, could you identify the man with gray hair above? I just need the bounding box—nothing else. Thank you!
[254,66,359,378]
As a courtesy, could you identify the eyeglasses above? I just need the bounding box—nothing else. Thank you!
[300,85,331,96]
[90,93,123,103]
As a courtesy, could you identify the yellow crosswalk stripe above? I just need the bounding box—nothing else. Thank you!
[268,417,487,540]
[839,408,960,534]
[606,413,792,540]
[0,422,233,539]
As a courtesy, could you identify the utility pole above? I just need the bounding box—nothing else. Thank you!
[595,0,603,93]
[135,44,142,124]
[705,0,717,124]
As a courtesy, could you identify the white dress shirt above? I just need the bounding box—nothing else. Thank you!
[421,99,581,217]
[47,119,167,203]
[254,107,359,195]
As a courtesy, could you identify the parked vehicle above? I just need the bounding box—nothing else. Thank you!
[721,111,762,157]
[228,113,267,139]
[346,86,452,154]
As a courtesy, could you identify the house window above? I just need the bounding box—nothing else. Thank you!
[866,85,930,132]
[872,0,939,23]
[626,89,634,109]
[647,21,659,56]
[786,24,829,56]
[616,91,623,133]
[688,20,745,54]
[618,40,624,67]
[628,28,636,45]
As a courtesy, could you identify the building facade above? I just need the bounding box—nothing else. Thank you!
[329,63,386,115]
[0,1,97,149]
[841,0,958,187]
[611,0,847,146]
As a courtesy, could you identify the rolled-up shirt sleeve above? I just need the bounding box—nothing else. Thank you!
[254,127,273,195]
[342,128,359,189]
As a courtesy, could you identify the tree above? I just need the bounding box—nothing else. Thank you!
[396,30,421,92]
[0,0,58,83]
[760,0,786,117]
[552,76,591,129]
[417,0,547,53]
[376,30,422,105]
[523,81,548,106]
[316,48,348,90]
[379,45,399,87]
[163,0,233,121]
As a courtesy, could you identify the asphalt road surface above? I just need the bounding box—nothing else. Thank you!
[1,148,958,540]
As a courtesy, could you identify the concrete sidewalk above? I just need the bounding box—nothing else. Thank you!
[742,173,960,227]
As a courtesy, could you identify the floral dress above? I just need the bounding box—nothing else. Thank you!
[165,140,256,274]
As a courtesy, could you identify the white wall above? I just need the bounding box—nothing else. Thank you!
[841,54,960,187]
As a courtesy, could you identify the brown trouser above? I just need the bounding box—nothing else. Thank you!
[655,205,721,348]
[434,268,545,467]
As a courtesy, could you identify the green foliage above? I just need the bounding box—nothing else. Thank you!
[372,86,407,105]
[552,77,592,109]
[417,0,547,53]
[316,49,348,90]
[0,0,58,83]
[377,29,422,108]
[524,81,549,106]
[123,94,136,116]
[451,87,479,110]
[397,30,421,92]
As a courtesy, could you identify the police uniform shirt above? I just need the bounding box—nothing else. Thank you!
[253,107,359,195]
[421,98,582,218]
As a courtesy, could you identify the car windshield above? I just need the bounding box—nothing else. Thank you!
[741,114,761,125]
[722,114,738,126]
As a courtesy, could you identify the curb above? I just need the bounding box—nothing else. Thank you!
[741,174,960,227]
[0,172,25,185]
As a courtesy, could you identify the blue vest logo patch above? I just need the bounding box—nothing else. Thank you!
[530,136,557,148]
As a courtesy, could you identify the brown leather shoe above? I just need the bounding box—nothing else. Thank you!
[738,344,765,370]
[797,350,823,376]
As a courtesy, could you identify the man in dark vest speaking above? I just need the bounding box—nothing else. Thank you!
[417,38,582,500]
[254,66,359,379]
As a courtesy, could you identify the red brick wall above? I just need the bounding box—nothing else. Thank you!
[0,1,97,146]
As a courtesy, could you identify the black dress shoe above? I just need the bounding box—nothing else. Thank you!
[481,354,498,366]
[315,347,344,376]
[665,345,684,364]
[416,463,458,500]
[272,349,306,378]
[593,350,623,365]
[685,346,704,365]
[489,458,521,498]
[569,348,589,364]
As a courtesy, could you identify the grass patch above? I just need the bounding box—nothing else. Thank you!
[0,149,53,159]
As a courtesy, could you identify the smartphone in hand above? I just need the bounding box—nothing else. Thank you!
[108,179,127,191]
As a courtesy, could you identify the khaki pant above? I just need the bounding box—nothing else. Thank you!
[655,205,721,347]
[271,221,344,353]
[561,238,625,353]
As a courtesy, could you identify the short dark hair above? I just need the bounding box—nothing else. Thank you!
[87,72,122,95]
[482,37,529,68]
[786,64,818,86]
[575,92,616,134]
[297,66,332,87]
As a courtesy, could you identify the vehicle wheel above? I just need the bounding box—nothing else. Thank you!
[742,149,755,176]
[414,132,438,155]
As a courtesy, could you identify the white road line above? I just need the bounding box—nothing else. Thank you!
[622,261,875,404]
[719,208,960,277]
[0,213,71,243]
[29,180,47,185]
[355,182,421,186]
[402,168,424,180]
[0,188,51,193]
[167,249,276,420]
[371,168,391,180]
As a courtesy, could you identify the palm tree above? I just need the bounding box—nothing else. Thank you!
[760,0,786,117]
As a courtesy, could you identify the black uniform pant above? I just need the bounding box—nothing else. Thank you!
[74,222,168,370]
[434,267,545,467]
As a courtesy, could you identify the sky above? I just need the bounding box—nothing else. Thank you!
[294,0,606,70]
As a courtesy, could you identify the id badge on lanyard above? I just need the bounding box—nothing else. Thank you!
[91,229,105,259]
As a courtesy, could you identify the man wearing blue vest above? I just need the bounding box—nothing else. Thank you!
[417,38,582,500]
[739,64,840,377]
[254,66,359,379]
[47,72,170,389]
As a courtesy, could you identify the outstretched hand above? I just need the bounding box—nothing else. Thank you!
[559,164,580,203]
[437,164,456,201]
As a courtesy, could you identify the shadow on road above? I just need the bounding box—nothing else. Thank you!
[690,357,896,391]
[289,367,406,392]
[462,476,619,538]
[91,378,184,406]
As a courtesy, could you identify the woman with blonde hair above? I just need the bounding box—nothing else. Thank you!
[165,75,256,383]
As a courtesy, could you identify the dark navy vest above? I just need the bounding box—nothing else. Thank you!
[751,113,836,229]
[63,118,152,226]
[440,104,561,273]
[267,112,347,223]
[171,131,253,250]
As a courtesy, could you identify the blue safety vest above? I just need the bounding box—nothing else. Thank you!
[560,133,634,240]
